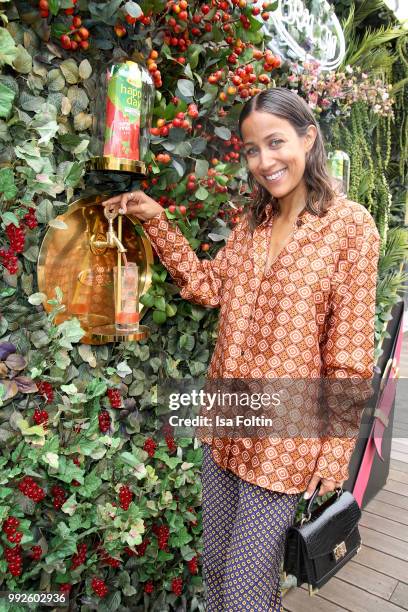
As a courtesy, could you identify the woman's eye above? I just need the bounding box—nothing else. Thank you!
[245,140,283,155]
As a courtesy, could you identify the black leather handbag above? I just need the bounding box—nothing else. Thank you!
[283,484,362,596]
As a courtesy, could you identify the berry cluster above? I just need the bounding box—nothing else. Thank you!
[37,381,54,404]
[98,547,120,568]
[18,477,45,503]
[33,408,49,425]
[91,577,108,598]
[144,580,154,594]
[107,388,121,409]
[171,577,183,596]
[118,485,133,510]
[6,223,25,253]
[59,583,72,595]
[143,437,157,458]
[51,485,67,510]
[0,211,40,274]
[23,208,38,230]
[146,49,162,89]
[188,555,198,574]
[166,435,177,453]
[71,543,87,569]
[30,545,43,561]
[135,537,150,557]
[153,524,170,551]
[60,14,90,52]
[4,545,23,576]
[0,248,18,274]
[98,410,111,433]
[2,517,23,544]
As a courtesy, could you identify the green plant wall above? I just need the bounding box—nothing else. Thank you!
[0,0,406,609]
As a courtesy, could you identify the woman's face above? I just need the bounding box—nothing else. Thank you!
[241,111,316,201]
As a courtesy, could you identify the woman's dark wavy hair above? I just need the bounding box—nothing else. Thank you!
[238,87,336,232]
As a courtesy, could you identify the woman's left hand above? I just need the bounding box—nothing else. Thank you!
[303,473,343,499]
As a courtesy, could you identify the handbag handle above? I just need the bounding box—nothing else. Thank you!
[301,482,343,524]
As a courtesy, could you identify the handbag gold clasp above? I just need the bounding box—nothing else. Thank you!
[333,541,347,561]
[308,584,319,596]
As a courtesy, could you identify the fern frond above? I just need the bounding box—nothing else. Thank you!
[354,0,387,28]
[342,25,406,68]
[378,228,408,275]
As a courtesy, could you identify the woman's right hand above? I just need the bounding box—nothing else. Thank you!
[101,190,163,222]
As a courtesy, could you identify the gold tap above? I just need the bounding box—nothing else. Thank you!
[90,208,127,253]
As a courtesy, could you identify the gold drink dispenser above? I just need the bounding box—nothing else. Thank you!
[37,193,154,344]
[37,55,156,344]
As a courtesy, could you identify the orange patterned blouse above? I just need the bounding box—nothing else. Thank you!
[142,197,380,494]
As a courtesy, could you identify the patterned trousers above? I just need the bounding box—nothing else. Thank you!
[201,443,302,612]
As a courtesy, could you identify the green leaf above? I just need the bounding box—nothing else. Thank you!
[64,161,83,188]
[0,82,15,118]
[0,29,18,67]
[195,159,209,178]
[195,186,209,200]
[153,310,167,325]
[28,292,47,306]
[1,210,19,226]
[47,69,65,92]
[78,59,92,80]
[49,0,61,15]
[177,79,194,97]
[60,59,79,84]
[179,334,195,351]
[124,1,142,17]
[214,126,231,140]
[12,45,32,74]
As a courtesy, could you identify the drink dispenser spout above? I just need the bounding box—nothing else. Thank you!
[90,208,127,253]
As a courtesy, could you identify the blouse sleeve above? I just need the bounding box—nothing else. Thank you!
[315,208,380,483]
[142,209,244,308]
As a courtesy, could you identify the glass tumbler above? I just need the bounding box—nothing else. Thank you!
[113,262,139,332]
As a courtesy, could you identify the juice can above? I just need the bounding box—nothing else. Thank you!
[103,61,142,161]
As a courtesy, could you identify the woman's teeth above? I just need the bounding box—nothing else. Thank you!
[264,168,286,181]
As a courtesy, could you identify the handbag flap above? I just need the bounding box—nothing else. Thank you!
[289,491,361,559]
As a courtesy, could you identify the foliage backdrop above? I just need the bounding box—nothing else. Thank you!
[0,0,407,609]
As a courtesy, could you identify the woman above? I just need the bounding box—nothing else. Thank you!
[102,88,380,611]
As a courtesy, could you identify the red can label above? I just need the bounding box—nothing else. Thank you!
[103,61,142,161]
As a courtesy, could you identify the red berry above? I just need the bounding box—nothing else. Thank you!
[166,435,177,453]
[171,577,183,596]
[143,438,157,458]
[6,223,25,253]
[157,525,170,550]
[144,580,154,594]
[135,537,150,557]
[23,208,38,229]
[118,485,133,510]
[98,411,111,433]
[91,577,108,598]
[37,381,54,403]
[72,15,81,27]
[107,388,121,409]
[71,543,87,569]
[60,34,71,49]
[188,555,198,574]
[59,583,72,594]
[30,545,43,560]
[33,408,48,425]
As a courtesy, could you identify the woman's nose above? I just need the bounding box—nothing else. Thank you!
[257,148,276,172]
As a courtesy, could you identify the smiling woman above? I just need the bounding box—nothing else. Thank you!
[102,87,380,612]
[238,87,336,232]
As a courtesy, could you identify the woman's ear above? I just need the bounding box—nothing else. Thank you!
[305,125,317,153]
